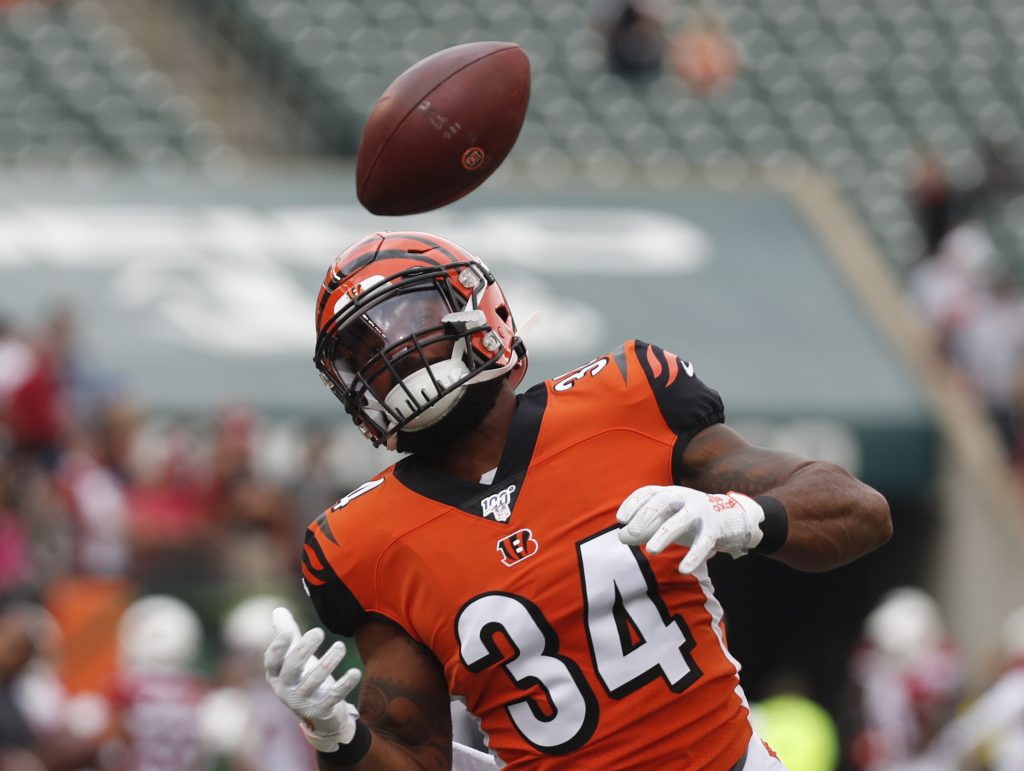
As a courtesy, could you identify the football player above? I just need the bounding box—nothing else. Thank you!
[264,232,892,770]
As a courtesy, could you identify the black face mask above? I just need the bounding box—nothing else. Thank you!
[395,377,505,456]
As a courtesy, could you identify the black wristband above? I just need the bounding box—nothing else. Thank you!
[752,495,788,554]
[318,720,372,766]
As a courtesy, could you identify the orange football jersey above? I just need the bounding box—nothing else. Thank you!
[303,340,752,769]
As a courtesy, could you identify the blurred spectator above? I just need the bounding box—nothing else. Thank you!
[126,420,213,571]
[917,606,1024,769]
[595,0,666,83]
[56,428,130,578]
[288,426,346,539]
[906,221,995,356]
[0,463,32,596]
[0,319,34,414]
[670,3,738,97]
[950,271,1024,462]
[4,328,69,463]
[200,594,316,771]
[104,595,209,771]
[909,149,964,258]
[846,587,963,770]
[0,606,39,768]
[0,602,102,771]
[6,602,106,770]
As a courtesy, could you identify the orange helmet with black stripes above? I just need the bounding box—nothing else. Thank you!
[314,231,527,446]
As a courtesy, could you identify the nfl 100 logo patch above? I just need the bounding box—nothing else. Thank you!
[481,484,516,522]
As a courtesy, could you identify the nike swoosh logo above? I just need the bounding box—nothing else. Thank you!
[681,360,694,377]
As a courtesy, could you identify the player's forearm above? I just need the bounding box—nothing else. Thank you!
[679,424,891,571]
[315,665,453,771]
[758,460,891,571]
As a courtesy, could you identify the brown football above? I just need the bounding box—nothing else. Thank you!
[355,42,531,216]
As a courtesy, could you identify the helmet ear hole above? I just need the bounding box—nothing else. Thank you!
[495,305,510,322]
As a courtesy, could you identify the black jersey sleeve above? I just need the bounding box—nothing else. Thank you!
[302,520,368,638]
[633,340,725,478]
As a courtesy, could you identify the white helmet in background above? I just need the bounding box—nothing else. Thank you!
[864,586,945,663]
[118,595,202,673]
[222,595,291,654]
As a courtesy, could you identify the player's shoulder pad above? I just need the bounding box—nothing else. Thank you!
[631,339,698,388]
[631,338,725,438]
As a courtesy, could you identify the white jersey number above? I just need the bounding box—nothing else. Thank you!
[456,594,598,754]
[578,529,699,697]
[456,528,700,754]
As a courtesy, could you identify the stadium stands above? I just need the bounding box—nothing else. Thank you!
[3,0,1024,271]
[176,0,1024,276]
[0,0,231,168]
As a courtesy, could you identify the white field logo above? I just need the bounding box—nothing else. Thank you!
[481,484,516,522]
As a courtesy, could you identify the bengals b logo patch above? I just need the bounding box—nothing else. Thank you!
[497,529,539,567]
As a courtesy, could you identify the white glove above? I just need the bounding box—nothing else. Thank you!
[617,485,766,574]
[264,607,362,753]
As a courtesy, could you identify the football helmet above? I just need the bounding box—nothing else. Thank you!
[117,594,202,673]
[314,231,527,446]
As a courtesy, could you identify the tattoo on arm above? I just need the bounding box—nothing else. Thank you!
[681,424,810,495]
[688,450,813,496]
[358,676,452,769]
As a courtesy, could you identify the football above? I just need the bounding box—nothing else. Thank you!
[355,41,531,216]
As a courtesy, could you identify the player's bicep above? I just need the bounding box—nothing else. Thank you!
[354,619,453,770]
[678,422,811,495]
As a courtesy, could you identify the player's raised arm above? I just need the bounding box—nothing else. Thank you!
[618,423,891,573]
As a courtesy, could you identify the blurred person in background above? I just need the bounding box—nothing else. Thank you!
[948,270,1024,464]
[199,594,316,771]
[594,0,666,83]
[846,587,963,770]
[288,426,348,542]
[0,604,43,771]
[102,594,209,771]
[917,605,1024,770]
[670,2,738,98]
[0,602,103,771]
[0,319,34,423]
[202,406,295,584]
[125,419,215,581]
[3,316,71,466]
[908,148,968,259]
[55,421,131,579]
[0,460,33,598]
[906,220,995,358]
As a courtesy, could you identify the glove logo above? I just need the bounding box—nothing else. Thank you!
[708,494,738,513]
[497,528,539,567]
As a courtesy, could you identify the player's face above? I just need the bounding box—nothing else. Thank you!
[330,288,455,398]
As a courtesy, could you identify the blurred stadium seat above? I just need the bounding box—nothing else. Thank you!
[0,0,230,168]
